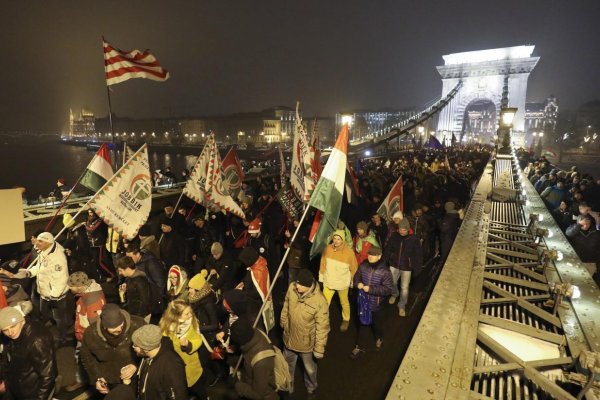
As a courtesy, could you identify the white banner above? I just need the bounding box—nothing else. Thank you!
[88,144,152,239]
[183,138,213,205]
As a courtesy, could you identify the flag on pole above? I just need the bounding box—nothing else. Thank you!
[377,176,404,221]
[103,39,170,86]
[205,137,245,219]
[125,144,136,161]
[222,146,245,200]
[345,162,361,206]
[424,135,444,149]
[80,143,114,192]
[88,144,152,238]
[308,125,349,259]
[183,139,213,206]
[278,146,287,189]
[290,102,316,202]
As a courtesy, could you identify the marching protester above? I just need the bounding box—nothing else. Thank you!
[281,268,330,397]
[319,229,358,332]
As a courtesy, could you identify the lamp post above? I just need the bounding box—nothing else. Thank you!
[498,107,517,154]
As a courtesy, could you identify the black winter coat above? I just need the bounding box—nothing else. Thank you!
[137,337,188,400]
[384,232,423,271]
[159,230,186,268]
[124,271,152,317]
[235,329,279,400]
[1,319,57,400]
[205,252,238,292]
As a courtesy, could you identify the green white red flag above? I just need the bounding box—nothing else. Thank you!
[377,176,404,221]
[308,124,349,259]
[88,144,152,238]
[80,144,113,192]
[205,136,245,219]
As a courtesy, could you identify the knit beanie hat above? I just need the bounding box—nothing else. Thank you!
[230,319,254,346]
[211,242,224,256]
[0,307,24,329]
[368,247,382,256]
[138,224,151,237]
[238,247,259,268]
[296,269,314,287]
[132,324,162,351]
[332,229,345,241]
[188,270,209,290]
[392,211,403,220]
[222,290,248,316]
[68,271,91,288]
[100,304,125,329]
[356,221,369,232]
[248,218,262,234]
[398,219,411,231]
[36,232,55,244]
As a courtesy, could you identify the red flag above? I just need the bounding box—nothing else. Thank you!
[222,146,245,199]
[345,161,361,205]
[103,39,169,86]
[309,210,322,243]
[377,176,404,221]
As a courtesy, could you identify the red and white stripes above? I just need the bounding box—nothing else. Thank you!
[103,40,169,86]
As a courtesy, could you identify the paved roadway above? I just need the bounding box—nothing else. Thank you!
[57,259,441,400]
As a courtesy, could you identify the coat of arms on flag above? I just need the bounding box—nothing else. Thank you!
[377,176,404,221]
[222,146,245,199]
[88,144,152,238]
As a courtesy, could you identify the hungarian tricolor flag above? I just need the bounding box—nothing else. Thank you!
[377,176,404,221]
[80,144,113,192]
[308,124,348,259]
[103,38,170,86]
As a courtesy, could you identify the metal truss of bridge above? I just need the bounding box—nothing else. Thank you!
[387,151,600,400]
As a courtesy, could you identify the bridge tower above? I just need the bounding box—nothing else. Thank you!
[436,46,539,145]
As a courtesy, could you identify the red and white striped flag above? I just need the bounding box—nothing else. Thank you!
[103,39,170,86]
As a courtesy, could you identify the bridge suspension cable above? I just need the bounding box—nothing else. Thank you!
[349,81,463,150]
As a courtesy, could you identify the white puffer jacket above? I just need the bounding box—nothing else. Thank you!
[28,242,69,299]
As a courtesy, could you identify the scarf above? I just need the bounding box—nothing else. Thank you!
[176,319,192,339]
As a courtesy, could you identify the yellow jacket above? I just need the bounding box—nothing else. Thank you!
[164,327,203,387]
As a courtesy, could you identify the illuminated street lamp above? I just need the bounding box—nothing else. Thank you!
[417,126,425,135]
[341,114,354,127]
[500,107,518,128]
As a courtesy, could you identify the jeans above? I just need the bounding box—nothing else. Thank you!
[356,309,385,348]
[389,267,401,297]
[283,347,318,394]
[40,294,74,347]
[322,286,351,322]
[398,270,412,309]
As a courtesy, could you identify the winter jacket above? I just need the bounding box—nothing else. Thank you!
[1,319,57,400]
[166,265,189,303]
[281,282,330,355]
[135,249,167,293]
[163,325,203,387]
[123,270,152,318]
[159,230,186,269]
[368,221,388,252]
[353,232,380,265]
[27,241,69,299]
[541,185,568,210]
[140,235,161,259]
[319,242,358,290]
[384,232,423,271]
[86,217,107,247]
[566,225,600,265]
[354,259,394,311]
[205,252,238,292]
[235,328,279,400]
[136,337,188,400]
[189,288,220,339]
[74,280,106,342]
[80,309,146,384]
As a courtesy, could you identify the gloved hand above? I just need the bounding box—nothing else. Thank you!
[313,351,324,360]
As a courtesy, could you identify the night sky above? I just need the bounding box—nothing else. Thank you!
[1,0,598,132]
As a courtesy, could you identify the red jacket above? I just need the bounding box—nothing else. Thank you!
[75,281,106,342]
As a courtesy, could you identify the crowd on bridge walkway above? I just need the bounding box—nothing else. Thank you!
[520,151,600,285]
[0,146,490,400]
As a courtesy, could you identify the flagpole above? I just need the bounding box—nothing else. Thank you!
[43,165,92,231]
[122,141,127,167]
[102,36,117,171]
[232,202,313,376]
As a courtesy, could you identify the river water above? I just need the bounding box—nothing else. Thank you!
[0,135,201,201]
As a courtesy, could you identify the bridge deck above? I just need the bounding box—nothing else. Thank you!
[387,152,600,400]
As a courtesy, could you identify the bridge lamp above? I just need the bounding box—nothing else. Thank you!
[341,115,354,127]
[365,150,371,156]
[500,107,518,128]
[417,126,425,135]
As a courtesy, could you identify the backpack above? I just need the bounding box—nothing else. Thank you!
[251,330,293,392]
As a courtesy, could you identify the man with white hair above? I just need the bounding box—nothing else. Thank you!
[17,231,73,346]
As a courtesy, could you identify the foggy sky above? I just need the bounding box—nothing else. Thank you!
[1,0,599,132]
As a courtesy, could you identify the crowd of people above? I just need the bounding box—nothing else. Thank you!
[522,154,600,282]
[0,146,491,399]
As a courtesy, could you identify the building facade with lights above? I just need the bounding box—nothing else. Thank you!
[69,108,96,137]
[335,109,417,141]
